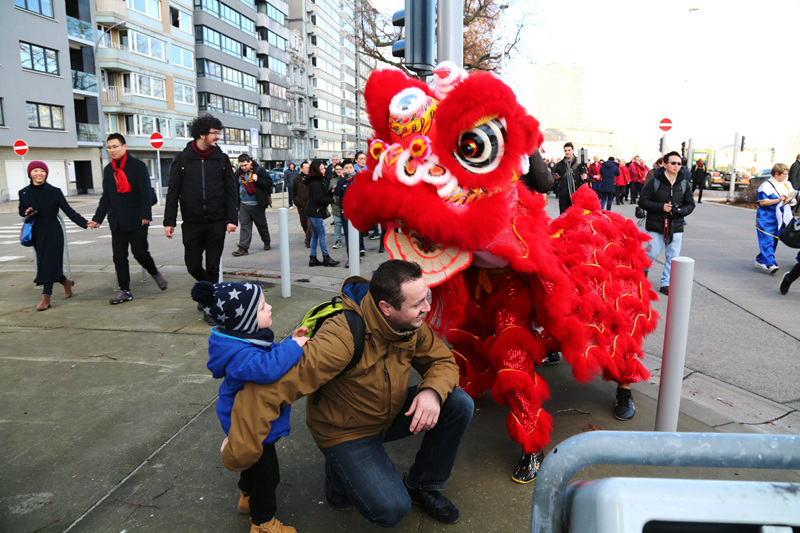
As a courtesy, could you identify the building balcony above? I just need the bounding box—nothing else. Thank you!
[67,15,94,43]
[77,123,102,143]
[72,70,98,93]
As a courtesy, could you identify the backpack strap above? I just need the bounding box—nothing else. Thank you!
[311,308,365,405]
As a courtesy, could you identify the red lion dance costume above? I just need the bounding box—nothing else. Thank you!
[344,65,659,482]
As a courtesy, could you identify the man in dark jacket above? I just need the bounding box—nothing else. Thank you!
[283,162,299,208]
[164,114,238,289]
[292,161,312,247]
[90,133,167,304]
[552,142,588,213]
[598,157,620,210]
[521,150,554,194]
[691,159,709,204]
[789,154,800,192]
[232,154,273,257]
[638,150,695,296]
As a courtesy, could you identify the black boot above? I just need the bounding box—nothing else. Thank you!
[512,449,543,484]
[323,255,340,267]
[309,256,322,267]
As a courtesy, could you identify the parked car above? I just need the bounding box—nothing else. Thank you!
[706,170,724,189]
[748,168,772,189]
[721,171,751,190]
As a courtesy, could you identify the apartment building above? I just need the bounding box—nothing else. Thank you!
[95,0,198,188]
[1,0,103,199]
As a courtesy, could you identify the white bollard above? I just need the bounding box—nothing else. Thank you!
[654,256,695,432]
[278,207,291,297]
[348,220,360,277]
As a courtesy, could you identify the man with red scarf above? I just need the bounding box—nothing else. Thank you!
[164,115,238,323]
[232,154,273,256]
[89,133,167,304]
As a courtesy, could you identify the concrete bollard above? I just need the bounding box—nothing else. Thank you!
[655,256,695,432]
[278,208,291,297]
[348,220,360,277]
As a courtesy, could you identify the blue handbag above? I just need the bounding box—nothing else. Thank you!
[20,194,36,247]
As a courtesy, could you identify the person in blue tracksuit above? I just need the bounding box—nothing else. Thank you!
[755,163,795,274]
[192,280,308,533]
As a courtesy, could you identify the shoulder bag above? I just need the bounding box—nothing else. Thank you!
[20,194,36,247]
[779,218,800,248]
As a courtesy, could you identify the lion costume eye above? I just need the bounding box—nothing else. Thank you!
[453,118,506,174]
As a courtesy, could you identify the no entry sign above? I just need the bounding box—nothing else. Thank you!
[13,139,29,156]
[659,118,673,132]
[150,132,164,149]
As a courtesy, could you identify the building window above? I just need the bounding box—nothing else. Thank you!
[221,127,248,145]
[271,109,289,124]
[170,7,192,33]
[128,0,162,20]
[264,30,286,51]
[122,73,166,99]
[173,81,196,105]
[123,114,170,136]
[267,56,287,76]
[174,119,191,139]
[271,135,289,149]
[126,30,166,61]
[199,93,257,119]
[265,3,285,25]
[170,45,193,69]
[196,26,255,63]
[268,83,287,99]
[26,102,64,130]
[14,0,54,17]
[20,42,59,75]
[195,0,255,35]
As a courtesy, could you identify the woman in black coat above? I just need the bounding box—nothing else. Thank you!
[304,160,339,267]
[18,161,89,310]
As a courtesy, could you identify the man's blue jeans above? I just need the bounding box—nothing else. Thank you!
[320,386,473,527]
[646,230,683,287]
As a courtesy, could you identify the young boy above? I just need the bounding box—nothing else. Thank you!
[191,280,308,533]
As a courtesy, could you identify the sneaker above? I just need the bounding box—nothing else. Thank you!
[659,286,669,296]
[404,475,459,524]
[232,247,248,257]
[768,265,780,275]
[541,351,561,365]
[512,450,544,484]
[249,517,296,533]
[780,272,792,295]
[614,388,635,421]
[237,492,250,514]
[263,244,271,250]
[368,233,381,240]
[754,261,771,273]
[152,272,168,291]
[110,290,133,305]
[332,241,342,249]
[359,249,366,257]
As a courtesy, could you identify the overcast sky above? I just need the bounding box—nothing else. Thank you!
[368,0,800,153]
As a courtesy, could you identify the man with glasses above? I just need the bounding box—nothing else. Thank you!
[164,114,238,322]
[638,150,695,297]
[88,133,167,304]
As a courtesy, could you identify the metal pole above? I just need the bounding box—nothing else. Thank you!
[727,132,740,202]
[155,148,163,205]
[348,219,360,277]
[530,431,800,533]
[686,138,693,166]
[437,0,464,68]
[278,207,291,297]
[654,256,694,432]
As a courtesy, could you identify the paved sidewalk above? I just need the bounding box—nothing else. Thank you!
[2,267,799,533]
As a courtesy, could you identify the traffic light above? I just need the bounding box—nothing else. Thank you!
[681,141,686,157]
[740,136,746,151]
[392,0,435,75]
[659,137,665,154]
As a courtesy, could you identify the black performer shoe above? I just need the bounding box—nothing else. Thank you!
[511,449,543,484]
[540,351,561,365]
[614,388,635,420]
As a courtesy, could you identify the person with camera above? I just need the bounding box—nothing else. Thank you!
[552,142,588,214]
[638,151,695,296]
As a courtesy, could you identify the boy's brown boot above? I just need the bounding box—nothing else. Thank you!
[237,492,250,513]
[249,517,296,533]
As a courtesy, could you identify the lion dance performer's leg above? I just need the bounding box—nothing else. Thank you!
[449,269,554,483]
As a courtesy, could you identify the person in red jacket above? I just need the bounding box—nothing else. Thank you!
[588,155,602,194]
[629,156,649,204]
[615,158,631,205]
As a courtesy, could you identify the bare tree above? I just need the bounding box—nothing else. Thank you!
[353,0,526,76]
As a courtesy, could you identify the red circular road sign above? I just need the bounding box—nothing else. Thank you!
[659,118,673,132]
[150,132,164,149]
[13,139,29,156]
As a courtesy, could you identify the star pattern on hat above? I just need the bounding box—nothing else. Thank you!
[228,287,241,300]
[235,305,244,317]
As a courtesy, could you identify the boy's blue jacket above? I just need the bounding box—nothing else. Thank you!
[207,327,304,442]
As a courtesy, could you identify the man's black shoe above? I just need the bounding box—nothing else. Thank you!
[659,285,669,296]
[325,469,352,511]
[780,272,792,295]
[540,351,561,366]
[512,449,543,484]
[404,475,459,524]
[614,388,635,421]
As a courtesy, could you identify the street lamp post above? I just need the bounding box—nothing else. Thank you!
[499,4,508,79]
